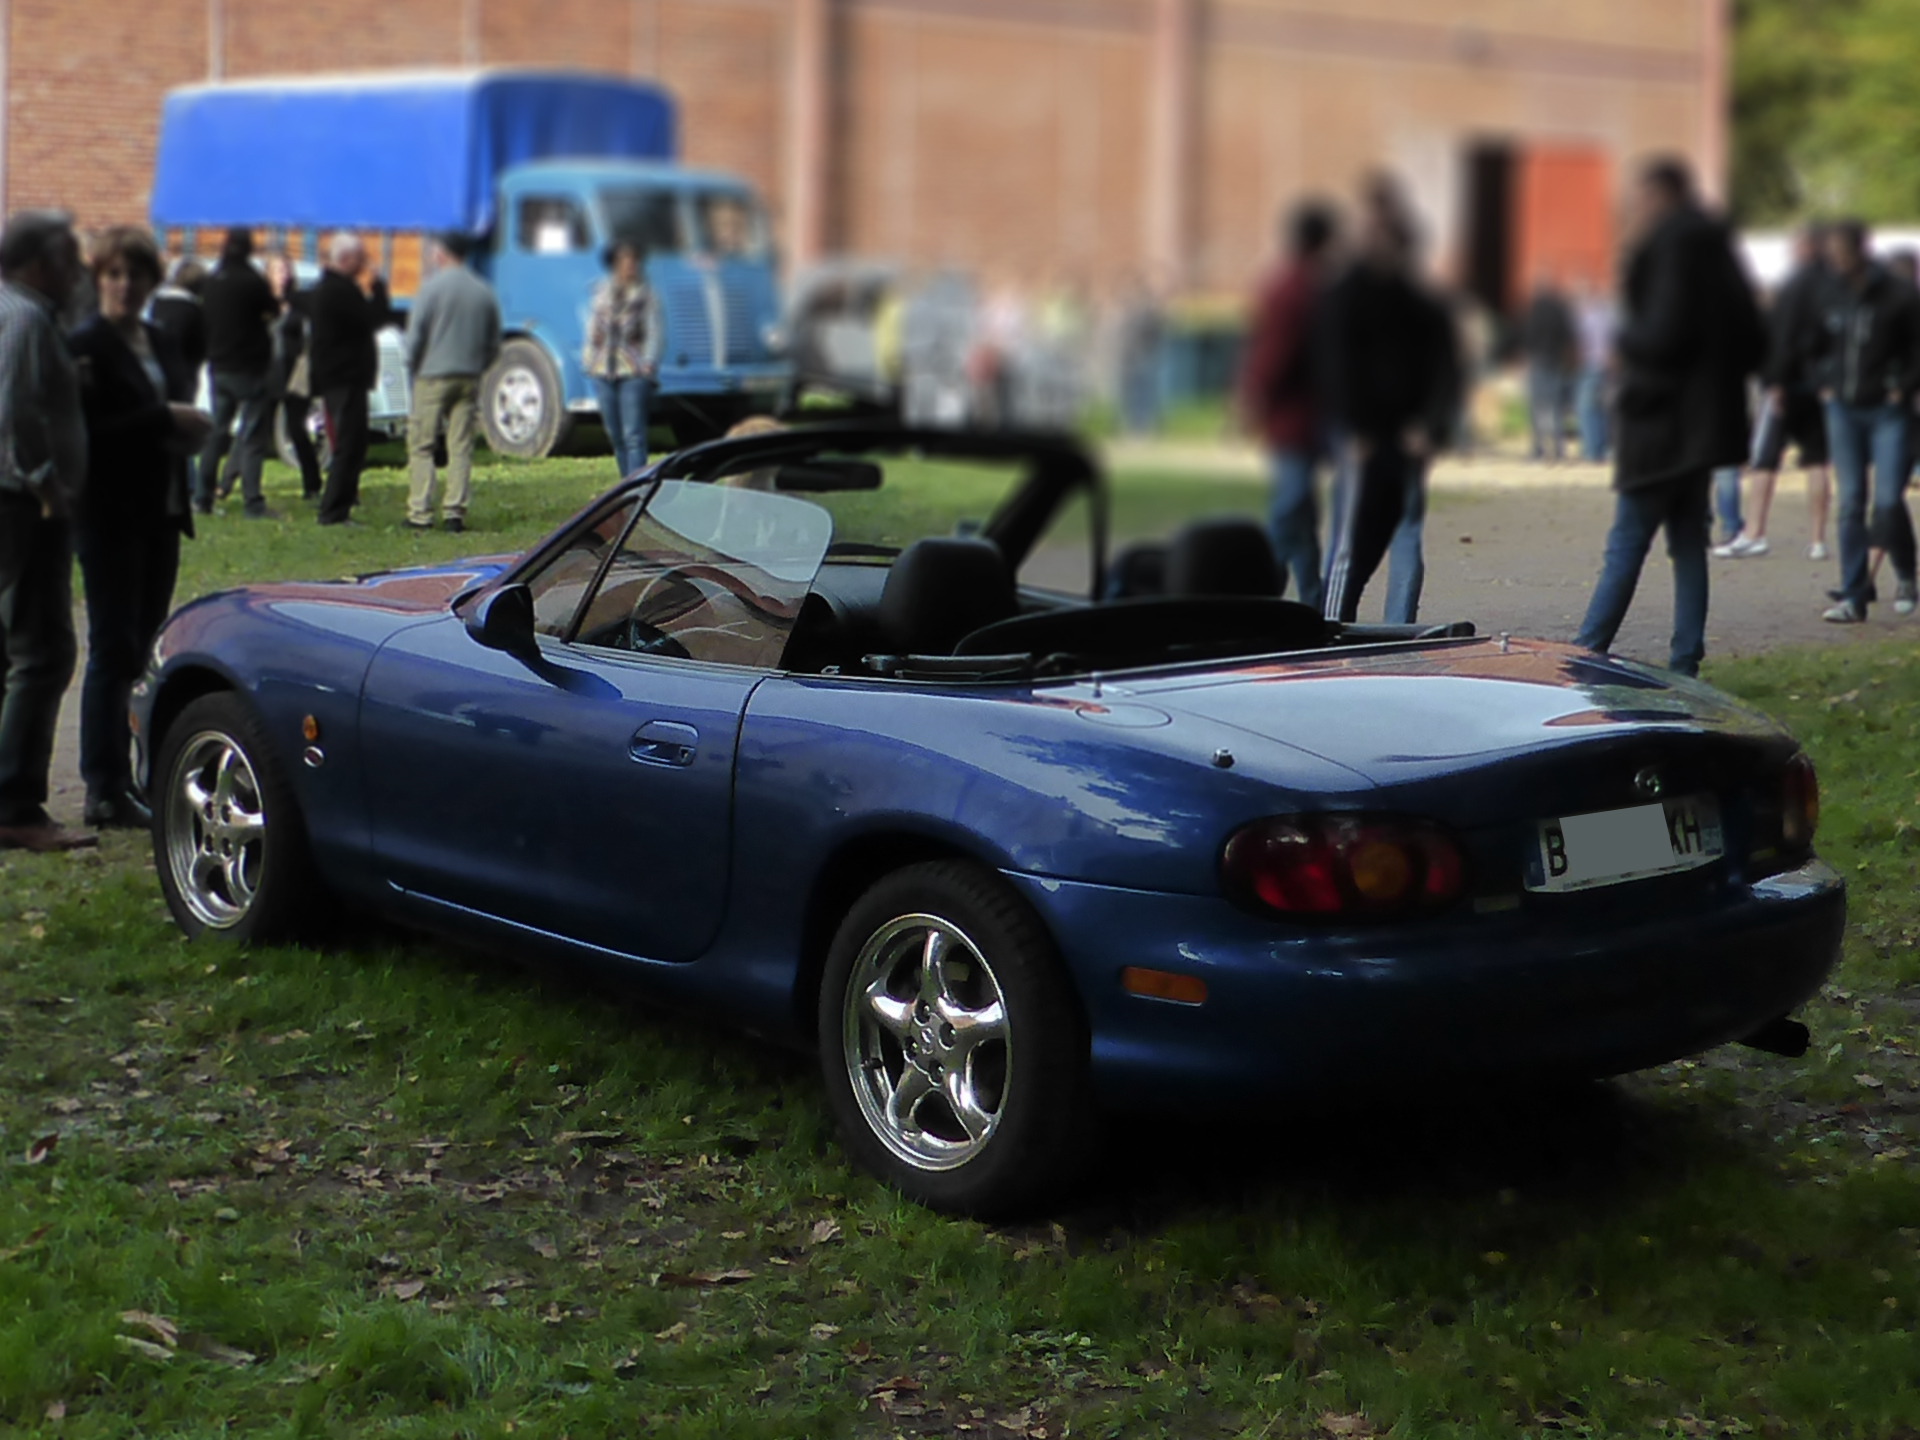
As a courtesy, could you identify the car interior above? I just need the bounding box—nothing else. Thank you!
[510,427,1475,683]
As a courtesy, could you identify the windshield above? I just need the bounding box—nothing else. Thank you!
[689,191,770,260]
[600,187,685,255]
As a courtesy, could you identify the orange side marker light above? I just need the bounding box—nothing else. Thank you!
[1120,966,1208,1006]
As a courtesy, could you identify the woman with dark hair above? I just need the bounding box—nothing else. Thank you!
[264,250,324,500]
[69,226,211,827]
[582,239,661,476]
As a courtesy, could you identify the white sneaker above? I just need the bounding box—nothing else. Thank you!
[1809,541,1830,561]
[1740,536,1770,557]
[1712,534,1747,558]
[1823,600,1867,624]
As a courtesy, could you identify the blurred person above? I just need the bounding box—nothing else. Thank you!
[309,232,396,527]
[68,227,209,828]
[1318,192,1454,625]
[1811,219,1920,622]
[1522,273,1578,462]
[148,256,208,504]
[263,251,322,502]
[1382,279,1463,625]
[1573,158,1764,677]
[0,210,92,851]
[1236,199,1339,610]
[582,239,660,478]
[1115,274,1165,436]
[1712,464,1744,547]
[404,232,501,532]
[1572,274,1615,461]
[1719,223,1832,561]
[195,226,278,517]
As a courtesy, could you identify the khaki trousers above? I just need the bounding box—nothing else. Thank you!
[407,374,480,524]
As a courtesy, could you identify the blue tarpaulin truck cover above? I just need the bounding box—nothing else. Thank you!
[150,69,676,234]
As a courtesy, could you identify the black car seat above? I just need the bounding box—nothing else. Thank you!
[1102,541,1168,600]
[1162,516,1281,598]
[877,537,1019,655]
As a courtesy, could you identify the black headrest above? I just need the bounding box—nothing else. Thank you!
[1163,517,1280,598]
[1102,541,1167,600]
[879,537,1018,655]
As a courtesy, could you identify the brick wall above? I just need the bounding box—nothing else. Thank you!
[3,0,1716,296]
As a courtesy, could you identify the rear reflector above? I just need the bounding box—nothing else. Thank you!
[1121,967,1208,1005]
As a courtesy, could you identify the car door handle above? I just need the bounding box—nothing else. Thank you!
[630,720,699,768]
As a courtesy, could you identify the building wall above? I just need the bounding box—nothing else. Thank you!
[1,0,1721,297]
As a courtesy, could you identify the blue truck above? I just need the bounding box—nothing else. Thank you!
[150,69,791,457]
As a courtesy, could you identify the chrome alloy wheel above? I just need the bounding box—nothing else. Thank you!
[842,913,1012,1172]
[164,731,267,930]
[490,365,546,447]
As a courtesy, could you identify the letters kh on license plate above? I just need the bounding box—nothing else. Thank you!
[1531,796,1724,893]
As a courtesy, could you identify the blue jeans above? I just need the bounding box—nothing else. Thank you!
[197,367,272,513]
[593,374,651,478]
[1825,399,1913,605]
[1384,458,1428,624]
[1575,471,1712,677]
[1528,364,1574,460]
[1575,366,1610,461]
[1712,466,1743,543]
[1266,447,1323,612]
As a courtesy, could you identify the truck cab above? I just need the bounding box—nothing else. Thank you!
[481,160,788,457]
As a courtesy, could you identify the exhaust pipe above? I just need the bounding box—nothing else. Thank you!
[1738,1016,1810,1058]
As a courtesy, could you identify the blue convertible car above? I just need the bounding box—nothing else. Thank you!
[132,426,1844,1214]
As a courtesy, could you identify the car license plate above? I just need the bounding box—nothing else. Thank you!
[1529,795,1724,893]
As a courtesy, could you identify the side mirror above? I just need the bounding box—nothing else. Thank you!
[465,583,537,655]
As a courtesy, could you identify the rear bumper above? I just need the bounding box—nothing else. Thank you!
[1008,859,1845,1108]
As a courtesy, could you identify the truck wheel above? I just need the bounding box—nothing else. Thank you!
[482,339,574,459]
[274,401,332,475]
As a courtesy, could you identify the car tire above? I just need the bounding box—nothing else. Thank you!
[818,860,1092,1217]
[481,338,574,460]
[151,693,326,945]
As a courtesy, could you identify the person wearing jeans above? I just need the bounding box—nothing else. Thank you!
[583,241,661,478]
[195,227,277,518]
[1574,158,1763,678]
[1236,201,1340,612]
[1825,398,1913,614]
[1575,472,1713,675]
[1808,220,1920,621]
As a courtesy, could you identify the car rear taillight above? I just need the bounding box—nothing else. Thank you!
[1220,815,1467,920]
[1782,752,1819,852]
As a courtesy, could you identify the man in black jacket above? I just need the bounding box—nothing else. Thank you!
[1573,158,1764,677]
[1812,220,1920,621]
[309,233,396,527]
[1317,189,1453,625]
[196,228,278,518]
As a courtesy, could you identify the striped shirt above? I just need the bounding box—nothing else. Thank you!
[0,280,84,510]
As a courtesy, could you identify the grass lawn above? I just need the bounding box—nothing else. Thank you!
[2,449,1918,1437]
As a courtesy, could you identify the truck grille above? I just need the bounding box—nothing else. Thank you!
[659,275,712,369]
[722,280,760,364]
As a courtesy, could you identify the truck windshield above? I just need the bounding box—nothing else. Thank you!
[601,189,685,256]
[690,192,769,260]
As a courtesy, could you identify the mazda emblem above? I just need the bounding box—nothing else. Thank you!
[1633,766,1665,799]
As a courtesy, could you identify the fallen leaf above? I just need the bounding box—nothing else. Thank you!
[660,1268,754,1287]
[873,1374,921,1393]
[187,1337,257,1367]
[24,1134,57,1165]
[542,1302,564,1325]
[810,1219,842,1245]
[809,1322,841,1341]
[529,1237,559,1260]
[115,1335,174,1363]
[47,1098,83,1115]
[1319,1414,1376,1438]
[119,1311,179,1347]
[390,1280,426,1301]
[0,1224,51,1262]
[721,1230,747,1240]
[44,1400,65,1421]
[1856,1073,1885,1090]
[654,1321,687,1341]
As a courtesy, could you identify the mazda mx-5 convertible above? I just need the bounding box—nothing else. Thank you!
[131,425,1844,1214]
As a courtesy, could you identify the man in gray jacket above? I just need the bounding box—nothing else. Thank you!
[0,211,91,851]
[404,233,501,534]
